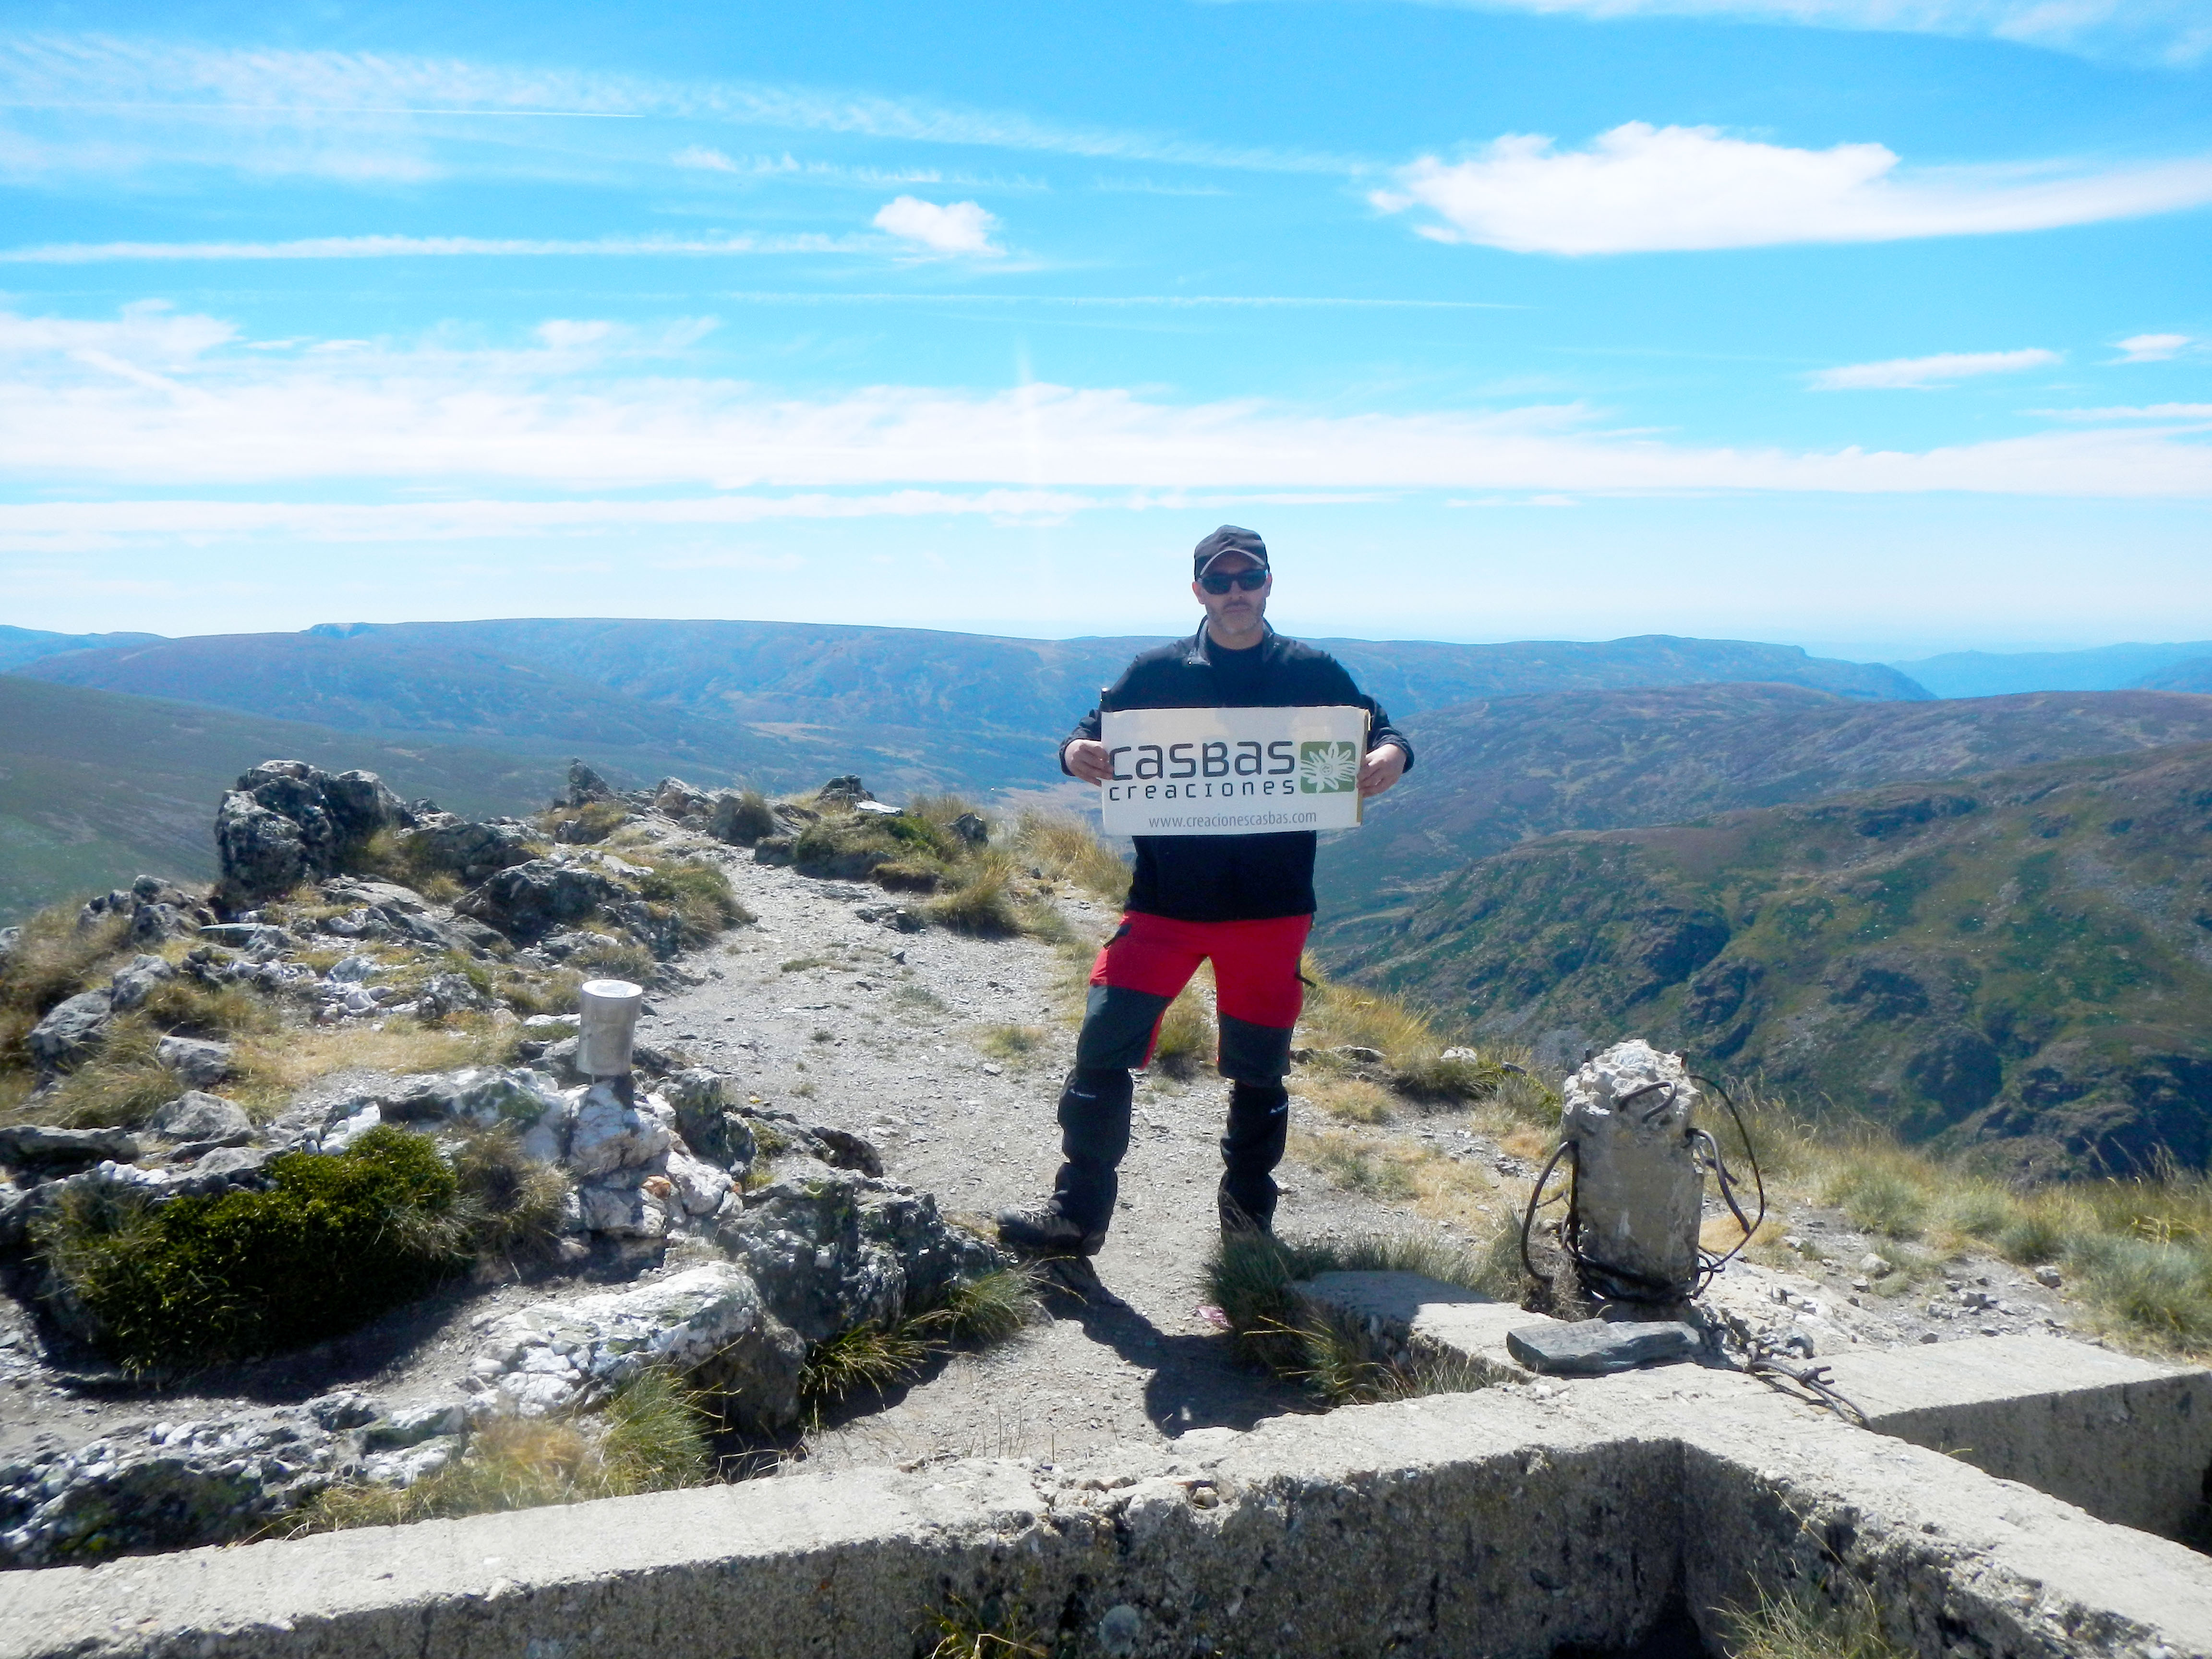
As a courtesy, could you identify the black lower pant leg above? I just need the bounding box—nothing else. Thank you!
[1049,1064,1134,1234]
[1219,1079,1289,1229]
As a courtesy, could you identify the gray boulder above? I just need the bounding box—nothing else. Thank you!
[565,1082,674,1177]
[217,762,407,902]
[573,1167,673,1239]
[950,811,989,847]
[0,1123,139,1174]
[563,759,616,807]
[319,769,408,840]
[716,1166,1001,1345]
[107,953,177,1012]
[0,1404,345,1569]
[652,778,711,819]
[415,972,493,1021]
[215,789,309,901]
[663,1069,758,1173]
[707,791,776,844]
[155,1035,233,1089]
[466,1263,804,1432]
[148,1091,253,1146]
[605,897,684,959]
[27,989,113,1071]
[456,859,624,944]
[404,817,536,884]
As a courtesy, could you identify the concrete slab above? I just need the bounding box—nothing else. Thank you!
[1814,1332,2212,1537]
[1291,1269,1553,1382]
[6,1364,2211,1659]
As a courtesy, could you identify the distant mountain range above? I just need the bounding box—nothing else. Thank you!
[1348,741,2212,1175]
[0,625,162,673]
[1888,641,2212,698]
[0,678,558,922]
[8,618,1927,797]
[1313,685,2212,958]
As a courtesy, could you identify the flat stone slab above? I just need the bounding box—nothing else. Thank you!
[1292,1270,1552,1381]
[1506,1317,1701,1375]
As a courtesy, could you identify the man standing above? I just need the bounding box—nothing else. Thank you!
[999,526,1414,1257]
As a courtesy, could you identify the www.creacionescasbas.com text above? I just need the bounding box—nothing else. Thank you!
[1145,810,1319,830]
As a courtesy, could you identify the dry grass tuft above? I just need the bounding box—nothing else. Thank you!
[1719,1581,1906,1659]
[1148,982,1216,1078]
[298,1369,711,1531]
[1008,810,1130,903]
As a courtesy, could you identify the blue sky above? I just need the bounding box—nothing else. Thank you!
[0,0,2206,657]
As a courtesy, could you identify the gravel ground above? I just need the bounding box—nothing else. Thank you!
[0,831,2121,1485]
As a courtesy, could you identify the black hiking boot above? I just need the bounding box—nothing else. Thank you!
[1217,1192,1275,1243]
[996,1201,1107,1258]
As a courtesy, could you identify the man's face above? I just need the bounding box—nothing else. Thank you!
[1192,552,1271,635]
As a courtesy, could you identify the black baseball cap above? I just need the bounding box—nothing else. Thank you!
[1192,525,1270,578]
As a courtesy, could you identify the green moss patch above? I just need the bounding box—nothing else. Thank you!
[36,1126,466,1372]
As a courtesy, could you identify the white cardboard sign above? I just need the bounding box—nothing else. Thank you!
[1096,705,1370,837]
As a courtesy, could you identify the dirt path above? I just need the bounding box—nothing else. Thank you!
[1,833,2101,1486]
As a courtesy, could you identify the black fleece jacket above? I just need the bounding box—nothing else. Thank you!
[1058,624,1414,922]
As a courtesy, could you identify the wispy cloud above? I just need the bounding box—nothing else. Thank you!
[1810,347,2062,390]
[0,304,2204,508]
[0,35,1354,180]
[1260,0,2212,67]
[1372,124,2212,254]
[2113,332,2193,362]
[2034,402,2212,421]
[871,196,1004,257]
[0,231,871,263]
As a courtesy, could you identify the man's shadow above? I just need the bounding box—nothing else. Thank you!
[1034,1262,1308,1437]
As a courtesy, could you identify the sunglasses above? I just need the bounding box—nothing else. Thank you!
[1199,569,1268,594]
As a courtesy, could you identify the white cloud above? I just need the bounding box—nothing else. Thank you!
[1810,348,2062,390]
[0,232,866,263]
[871,196,1003,257]
[0,35,1349,183]
[2035,402,2212,421]
[1372,124,2212,254]
[0,306,2203,514]
[672,144,739,172]
[1284,0,2212,66]
[2115,332,2193,362]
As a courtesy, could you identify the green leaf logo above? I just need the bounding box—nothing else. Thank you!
[1298,741,1358,794]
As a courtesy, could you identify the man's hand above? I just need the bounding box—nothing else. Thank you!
[1064,738,1116,785]
[1359,743,1407,799]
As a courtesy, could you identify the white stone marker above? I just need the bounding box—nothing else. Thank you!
[577,978,644,1079]
[1562,1039,1704,1298]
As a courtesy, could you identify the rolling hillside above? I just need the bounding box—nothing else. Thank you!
[1351,743,2212,1175]
[13,620,1926,793]
[1313,685,2212,958]
[0,625,162,673]
[0,679,561,920]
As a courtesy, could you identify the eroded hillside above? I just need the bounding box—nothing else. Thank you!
[1355,742,2212,1173]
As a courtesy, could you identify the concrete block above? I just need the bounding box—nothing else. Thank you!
[1292,1269,1553,1381]
[1813,1332,2212,1537]
[9,1364,2212,1659]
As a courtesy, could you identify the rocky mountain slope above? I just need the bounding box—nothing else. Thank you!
[1350,742,2212,1174]
[0,678,563,922]
[1313,685,2212,959]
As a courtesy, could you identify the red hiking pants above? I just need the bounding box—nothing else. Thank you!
[1076,910,1312,1082]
